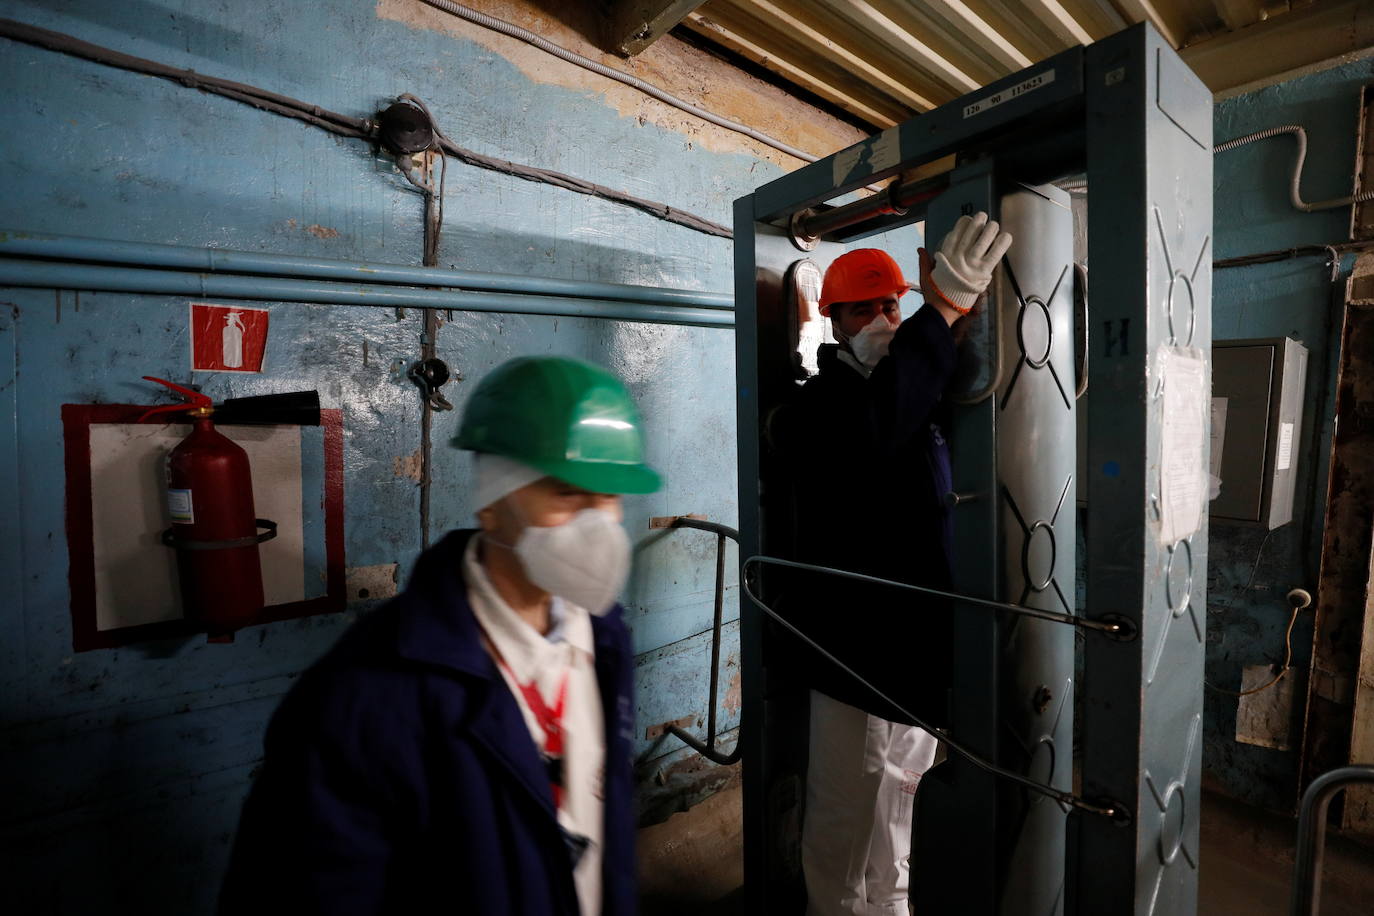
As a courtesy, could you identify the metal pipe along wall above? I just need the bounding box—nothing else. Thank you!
[0,259,735,328]
[0,229,734,311]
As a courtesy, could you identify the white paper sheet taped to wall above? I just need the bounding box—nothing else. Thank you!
[1276,421,1295,471]
[1159,347,1210,545]
[1209,397,1227,500]
[1209,397,1227,478]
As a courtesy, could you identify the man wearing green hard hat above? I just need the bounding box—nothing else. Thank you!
[221,356,658,916]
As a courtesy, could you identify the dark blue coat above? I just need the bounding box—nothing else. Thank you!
[220,530,638,916]
[775,303,958,727]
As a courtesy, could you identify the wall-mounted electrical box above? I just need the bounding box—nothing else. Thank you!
[1210,336,1309,529]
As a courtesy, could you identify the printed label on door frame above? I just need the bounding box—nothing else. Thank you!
[963,71,1055,119]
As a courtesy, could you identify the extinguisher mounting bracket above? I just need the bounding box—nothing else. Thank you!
[161,518,278,551]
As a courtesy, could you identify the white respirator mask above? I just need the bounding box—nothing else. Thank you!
[849,315,897,368]
[511,508,631,616]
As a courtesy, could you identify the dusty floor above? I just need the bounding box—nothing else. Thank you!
[638,781,1373,914]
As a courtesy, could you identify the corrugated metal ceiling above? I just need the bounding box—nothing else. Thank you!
[678,1,1331,127]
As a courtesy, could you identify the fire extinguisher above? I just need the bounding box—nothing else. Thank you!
[140,376,277,641]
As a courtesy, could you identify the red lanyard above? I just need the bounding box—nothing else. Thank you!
[494,653,571,808]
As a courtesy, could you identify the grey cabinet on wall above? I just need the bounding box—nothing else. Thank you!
[1210,337,1308,529]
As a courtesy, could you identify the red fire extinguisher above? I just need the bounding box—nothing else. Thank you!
[140,376,277,640]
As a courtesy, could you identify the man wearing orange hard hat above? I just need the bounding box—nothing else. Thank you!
[788,213,1012,916]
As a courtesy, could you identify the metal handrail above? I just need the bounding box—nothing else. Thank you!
[663,518,742,766]
[1290,764,1374,915]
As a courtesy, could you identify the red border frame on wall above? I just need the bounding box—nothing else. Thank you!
[62,404,346,651]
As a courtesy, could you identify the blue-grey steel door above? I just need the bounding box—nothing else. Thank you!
[995,184,1077,916]
[1078,26,1213,916]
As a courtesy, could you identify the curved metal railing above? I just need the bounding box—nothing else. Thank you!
[662,518,743,767]
[1290,764,1374,915]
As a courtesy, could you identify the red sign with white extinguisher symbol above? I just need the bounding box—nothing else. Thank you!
[191,303,269,373]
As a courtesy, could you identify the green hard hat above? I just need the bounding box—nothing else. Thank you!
[453,356,662,495]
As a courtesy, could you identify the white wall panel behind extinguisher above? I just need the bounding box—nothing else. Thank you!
[88,423,305,631]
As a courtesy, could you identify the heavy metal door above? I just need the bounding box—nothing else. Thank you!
[734,24,1213,914]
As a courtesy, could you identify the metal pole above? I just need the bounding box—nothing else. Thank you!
[0,258,734,328]
[1290,765,1374,916]
[793,174,950,245]
[707,530,726,746]
[0,229,734,311]
[664,517,743,767]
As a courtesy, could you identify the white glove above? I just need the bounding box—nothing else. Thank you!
[923,212,1013,313]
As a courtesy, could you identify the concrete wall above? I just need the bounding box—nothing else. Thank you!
[0,1,920,911]
[1203,54,1374,812]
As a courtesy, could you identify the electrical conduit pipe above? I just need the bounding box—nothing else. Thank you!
[0,258,734,329]
[1216,126,1374,212]
[0,230,732,311]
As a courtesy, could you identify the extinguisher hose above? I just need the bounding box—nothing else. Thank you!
[162,518,277,551]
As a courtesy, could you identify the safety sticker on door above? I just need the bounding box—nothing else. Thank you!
[191,302,269,373]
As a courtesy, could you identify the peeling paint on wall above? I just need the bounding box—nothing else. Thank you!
[393,448,424,481]
[374,0,866,169]
[722,668,742,717]
[344,562,400,603]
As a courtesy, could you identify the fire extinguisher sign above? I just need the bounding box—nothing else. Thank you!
[190,303,269,373]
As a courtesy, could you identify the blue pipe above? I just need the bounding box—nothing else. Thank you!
[0,258,734,328]
[0,229,734,311]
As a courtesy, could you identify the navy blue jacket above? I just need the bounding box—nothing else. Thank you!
[776,303,958,726]
[220,530,638,916]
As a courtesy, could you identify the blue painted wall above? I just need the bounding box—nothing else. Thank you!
[0,1,928,910]
[1204,55,1374,812]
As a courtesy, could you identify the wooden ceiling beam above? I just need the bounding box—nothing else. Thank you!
[607,1,711,56]
[1022,0,1096,46]
[817,0,983,94]
[925,0,1033,71]
[1111,0,1185,46]
[728,0,938,111]
[1208,0,1263,31]
[962,0,1062,58]
[682,11,906,127]
[1065,0,1129,35]
[1181,0,1374,93]
[859,0,1014,84]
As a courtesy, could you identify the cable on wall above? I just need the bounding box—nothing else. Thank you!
[0,17,375,138]
[1217,125,1373,212]
[1212,241,1374,269]
[1206,604,1302,698]
[417,0,818,165]
[1202,535,1315,700]
[1065,126,1374,216]
[0,17,733,239]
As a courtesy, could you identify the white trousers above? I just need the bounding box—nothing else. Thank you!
[802,690,940,916]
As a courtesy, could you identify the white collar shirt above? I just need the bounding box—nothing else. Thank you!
[463,536,606,916]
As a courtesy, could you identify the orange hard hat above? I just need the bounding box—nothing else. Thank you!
[818,248,909,317]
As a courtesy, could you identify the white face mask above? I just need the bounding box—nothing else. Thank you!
[511,508,631,615]
[850,314,897,368]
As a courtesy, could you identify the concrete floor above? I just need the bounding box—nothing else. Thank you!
[638,781,1373,914]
